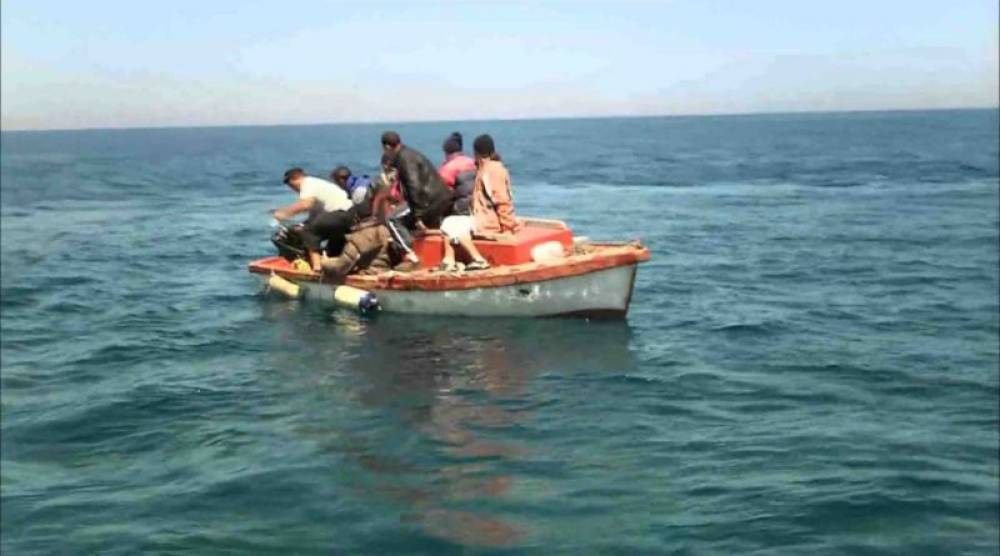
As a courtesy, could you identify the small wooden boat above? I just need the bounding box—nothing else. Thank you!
[248,218,650,318]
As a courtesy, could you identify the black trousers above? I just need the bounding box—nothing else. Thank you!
[385,204,415,255]
[384,199,451,256]
[300,207,355,256]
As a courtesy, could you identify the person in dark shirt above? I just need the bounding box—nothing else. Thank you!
[374,151,420,269]
[380,131,454,230]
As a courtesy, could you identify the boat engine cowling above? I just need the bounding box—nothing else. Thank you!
[272,225,308,262]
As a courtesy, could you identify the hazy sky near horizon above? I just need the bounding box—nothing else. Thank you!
[2,0,997,130]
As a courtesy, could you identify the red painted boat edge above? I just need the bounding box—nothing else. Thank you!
[248,243,650,292]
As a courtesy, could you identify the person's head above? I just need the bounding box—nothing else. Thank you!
[330,166,352,188]
[382,149,399,172]
[283,167,306,190]
[473,134,500,162]
[381,131,402,153]
[380,150,398,171]
[442,131,463,155]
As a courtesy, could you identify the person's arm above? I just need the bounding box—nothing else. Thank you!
[272,197,314,221]
[371,186,399,223]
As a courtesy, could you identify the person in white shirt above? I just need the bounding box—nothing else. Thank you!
[272,167,355,272]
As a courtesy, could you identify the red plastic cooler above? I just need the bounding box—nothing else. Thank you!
[412,222,574,268]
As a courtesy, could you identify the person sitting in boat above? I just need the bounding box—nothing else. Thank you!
[436,134,520,271]
[472,134,520,238]
[381,130,455,232]
[272,168,355,272]
[437,132,477,215]
[330,166,373,207]
[320,218,394,278]
[321,177,405,277]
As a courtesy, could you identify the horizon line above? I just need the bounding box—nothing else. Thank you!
[2,105,997,134]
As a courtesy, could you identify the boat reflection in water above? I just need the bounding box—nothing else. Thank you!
[259,306,636,549]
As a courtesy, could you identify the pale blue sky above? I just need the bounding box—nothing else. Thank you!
[2,0,997,130]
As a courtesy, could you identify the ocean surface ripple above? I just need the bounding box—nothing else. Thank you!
[2,109,998,554]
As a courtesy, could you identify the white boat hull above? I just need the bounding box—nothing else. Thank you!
[280,264,639,318]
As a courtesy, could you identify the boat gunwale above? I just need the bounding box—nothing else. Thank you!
[248,243,650,292]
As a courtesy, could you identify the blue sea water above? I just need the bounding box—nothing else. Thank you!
[1,109,998,555]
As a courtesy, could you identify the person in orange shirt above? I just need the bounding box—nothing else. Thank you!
[438,134,520,271]
[471,134,519,237]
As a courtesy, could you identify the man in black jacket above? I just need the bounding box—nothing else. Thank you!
[381,131,454,230]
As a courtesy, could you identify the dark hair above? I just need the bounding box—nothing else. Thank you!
[381,151,398,167]
[283,167,305,184]
[442,131,462,154]
[473,134,500,160]
[381,131,401,148]
[331,165,351,182]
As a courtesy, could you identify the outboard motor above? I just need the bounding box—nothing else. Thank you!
[271,224,308,262]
